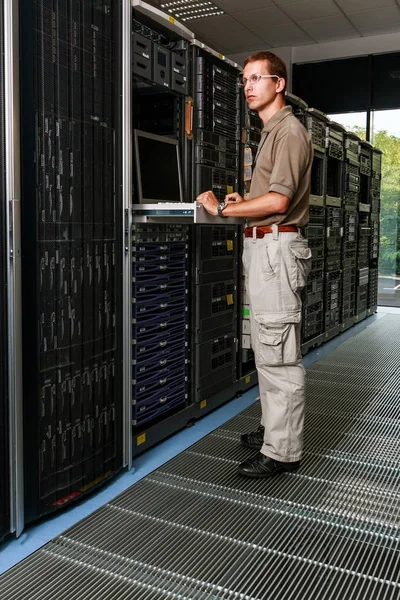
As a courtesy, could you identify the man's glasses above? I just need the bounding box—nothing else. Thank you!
[238,74,280,88]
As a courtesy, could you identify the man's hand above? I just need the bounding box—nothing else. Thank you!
[225,192,244,203]
[196,190,219,216]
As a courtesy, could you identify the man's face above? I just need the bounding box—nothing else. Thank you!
[242,59,281,112]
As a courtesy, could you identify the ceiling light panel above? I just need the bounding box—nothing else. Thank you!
[161,0,224,20]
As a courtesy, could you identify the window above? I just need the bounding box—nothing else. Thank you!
[327,112,367,139]
[372,109,400,307]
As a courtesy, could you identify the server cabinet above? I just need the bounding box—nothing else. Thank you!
[20,0,123,523]
[238,105,262,376]
[357,141,372,319]
[190,44,241,406]
[131,5,194,453]
[300,107,329,348]
[367,148,382,315]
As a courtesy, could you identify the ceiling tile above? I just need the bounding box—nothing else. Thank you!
[233,6,292,29]
[299,14,358,40]
[347,6,400,29]
[335,0,396,13]
[311,30,363,42]
[273,0,310,4]
[222,31,269,53]
[204,28,265,50]
[257,22,315,45]
[280,0,341,21]
[215,0,274,13]
[189,14,245,35]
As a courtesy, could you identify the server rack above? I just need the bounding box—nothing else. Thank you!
[286,92,308,128]
[325,121,353,332]
[301,107,329,349]
[131,7,194,453]
[368,148,382,315]
[287,95,322,351]
[286,96,322,352]
[239,105,262,375]
[345,131,370,321]
[20,0,123,523]
[357,140,373,321]
[245,107,263,162]
[191,43,241,406]
[341,130,360,330]
[307,109,343,340]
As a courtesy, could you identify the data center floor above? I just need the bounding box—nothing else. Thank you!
[1,307,400,599]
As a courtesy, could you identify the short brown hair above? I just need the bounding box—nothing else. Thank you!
[243,51,287,93]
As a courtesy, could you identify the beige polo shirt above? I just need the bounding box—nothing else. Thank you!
[247,105,313,228]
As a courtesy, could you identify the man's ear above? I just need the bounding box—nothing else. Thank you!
[277,78,286,94]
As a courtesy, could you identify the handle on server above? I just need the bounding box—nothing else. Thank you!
[185,97,193,139]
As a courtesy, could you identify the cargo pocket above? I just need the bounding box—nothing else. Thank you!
[289,238,312,292]
[260,244,277,282]
[257,323,287,365]
[256,320,299,366]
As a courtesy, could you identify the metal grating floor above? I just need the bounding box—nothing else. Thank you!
[2,314,400,599]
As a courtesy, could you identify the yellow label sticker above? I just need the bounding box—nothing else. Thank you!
[227,185,233,195]
[227,293,233,305]
[218,53,224,60]
[245,376,251,384]
[200,400,207,409]
[136,433,146,446]
[168,16,175,23]
[227,240,233,251]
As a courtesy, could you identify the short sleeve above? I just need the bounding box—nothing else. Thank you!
[269,130,311,199]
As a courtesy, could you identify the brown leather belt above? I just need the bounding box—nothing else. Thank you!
[244,225,299,238]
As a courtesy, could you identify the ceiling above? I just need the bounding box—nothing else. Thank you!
[149,0,400,56]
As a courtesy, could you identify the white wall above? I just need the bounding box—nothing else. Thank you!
[228,30,400,92]
[292,31,400,64]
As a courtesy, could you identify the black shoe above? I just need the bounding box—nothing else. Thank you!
[238,452,300,478]
[240,425,265,449]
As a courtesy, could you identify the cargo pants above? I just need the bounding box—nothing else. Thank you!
[243,225,312,462]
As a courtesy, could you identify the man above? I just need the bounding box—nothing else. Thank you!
[197,51,313,478]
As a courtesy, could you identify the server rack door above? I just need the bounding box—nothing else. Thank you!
[20,0,123,523]
[0,0,10,542]
[1,0,24,539]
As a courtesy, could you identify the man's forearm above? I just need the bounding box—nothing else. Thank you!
[223,191,290,218]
